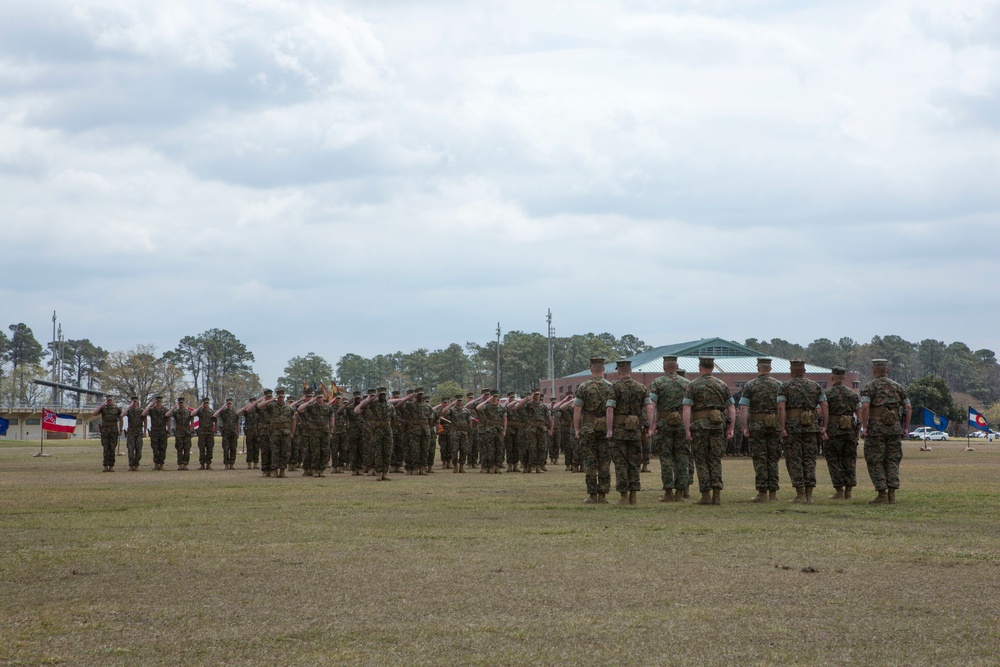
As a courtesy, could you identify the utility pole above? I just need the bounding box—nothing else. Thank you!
[495,323,501,393]
[50,311,57,404]
[546,309,555,399]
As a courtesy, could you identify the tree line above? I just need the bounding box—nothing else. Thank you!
[3,322,998,431]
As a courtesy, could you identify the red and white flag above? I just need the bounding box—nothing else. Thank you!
[42,408,77,433]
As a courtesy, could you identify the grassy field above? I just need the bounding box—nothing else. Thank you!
[1,439,998,666]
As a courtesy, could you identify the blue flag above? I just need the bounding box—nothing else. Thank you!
[921,408,949,433]
[0,416,8,436]
[969,407,990,432]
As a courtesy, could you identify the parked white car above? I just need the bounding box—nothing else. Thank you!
[907,427,937,439]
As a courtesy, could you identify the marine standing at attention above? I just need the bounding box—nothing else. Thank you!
[92,394,122,472]
[574,357,613,505]
[739,357,783,502]
[683,357,735,505]
[824,366,861,500]
[777,360,828,504]
[859,359,911,505]
[604,359,654,506]
[649,355,691,502]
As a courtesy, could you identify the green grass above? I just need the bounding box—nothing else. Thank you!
[1,440,998,666]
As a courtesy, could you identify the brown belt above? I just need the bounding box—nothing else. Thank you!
[749,412,774,421]
[612,415,628,426]
[581,414,600,425]
[785,408,804,419]
[691,409,718,420]
[657,410,680,420]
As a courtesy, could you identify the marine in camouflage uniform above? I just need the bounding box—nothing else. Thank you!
[504,393,522,472]
[399,388,433,474]
[195,398,216,470]
[258,389,296,477]
[649,355,691,502]
[298,391,334,476]
[360,389,378,475]
[215,398,240,470]
[435,397,453,469]
[824,366,860,500]
[777,360,828,504]
[168,397,194,470]
[739,358,783,502]
[443,395,472,472]
[92,395,122,472]
[683,357,735,505]
[605,359,653,505]
[859,359,911,504]
[552,395,575,470]
[143,395,169,470]
[475,391,507,473]
[254,390,273,475]
[423,397,438,471]
[574,357,613,504]
[465,392,480,468]
[364,388,394,480]
[516,389,552,474]
[123,396,144,471]
[387,390,405,473]
[332,395,349,472]
[238,397,259,469]
[344,391,364,474]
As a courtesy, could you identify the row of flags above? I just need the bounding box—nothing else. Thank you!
[921,407,993,433]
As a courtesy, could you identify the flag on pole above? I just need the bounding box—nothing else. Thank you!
[968,407,990,432]
[42,408,77,433]
[192,415,200,431]
[921,408,949,433]
[0,416,9,436]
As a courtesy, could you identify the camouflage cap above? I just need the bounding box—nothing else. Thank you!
[872,359,890,368]
[202,397,210,402]
[481,388,490,394]
[490,389,499,396]
[178,396,186,402]
[589,357,606,365]
[366,388,377,395]
[154,395,164,401]
[304,388,314,396]
[226,397,234,402]
[276,389,286,395]
[466,392,474,398]
[353,390,362,397]
[757,357,772,365]
[455,395,464,400]
[130,395,139,401]
[790,360,806,367]
[531,387,540,393]
[377,387,387,394]
[414,387,424,393]
[663,355,678,362]
[391,390,400,397]
[831,366,846,376]
[699,357,714,366]
[507,392,516,397]
[677,369,687,376]
[263,389,273,396]
[616,359,631,368]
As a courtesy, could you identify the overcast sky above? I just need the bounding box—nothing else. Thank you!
[2,0,999,385]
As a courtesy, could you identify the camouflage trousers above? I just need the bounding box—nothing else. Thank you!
[548,431,559,462]
[221,431,238,465]
[479,428,504,469]
[864,434,902,491]
[691,427,724,492]
[468,429,479,466]
[655,424,689,491]
[784,431,818,489]
[505,427,519,467]
[100,429,119,468]
[392,426,408,469]
[290,431,304,467]
[259,429,272,472]
[611,433,642,493]
[305,432,331,472]
[825,430,858,488]
[348,427,364,471]
[245,430,259,464]
[371,426,392,474]
[362,426,375,471]
[438,432,452,467]
[197,430,214,465]
[175,431,192,466]
[408,427,431,471]
[562,430,576,466]
[425,435,437,469]
[520,427,547,468]
[269,430,291,471]
[450,430,469,466]
[149,431,168,466]
[640,431,650,465]
[126,430,143,467]
[748,426,781,492]
[579,428,611,495]
[331,430,348,468]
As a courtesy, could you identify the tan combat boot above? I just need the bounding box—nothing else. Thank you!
[805,487,814,504]
[844,487,853,500]
[641,463,650,473]
[584,494,598,504]
[617,492,630,505]
[768,490,778,502]
[829,486,845,500]
[459,463,465,473]
[205,463,212,470]
[660,491,672,502]
[790,487,806,503]
[751,491,768,503]
[887,488,897,504]
[696,491,712,505]
[712,489,721,505]
[597,492,608,504]
[629,490,638,506]
[869,490,889,504]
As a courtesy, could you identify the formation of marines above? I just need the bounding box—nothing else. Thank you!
[91,357,911,506]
